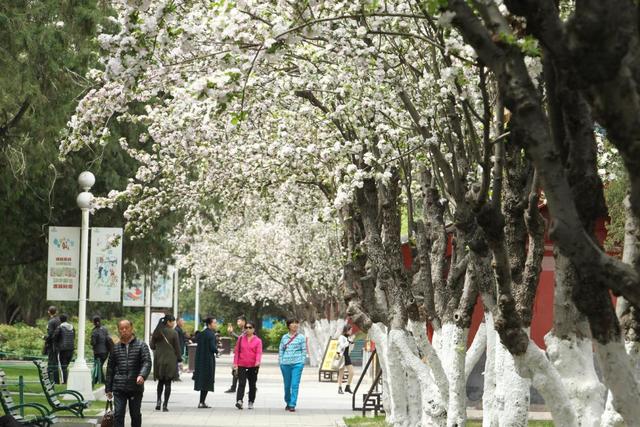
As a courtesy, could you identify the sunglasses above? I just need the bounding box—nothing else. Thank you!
[245,326,254,329]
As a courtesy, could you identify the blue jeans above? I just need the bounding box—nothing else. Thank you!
[280,363,304,408]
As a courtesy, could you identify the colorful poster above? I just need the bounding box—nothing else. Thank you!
[89,227,123,302]
[151,266,174,308]
[123,272,145,307]
[47,227,81,301]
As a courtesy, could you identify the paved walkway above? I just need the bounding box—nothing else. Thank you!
[112,353,364,426]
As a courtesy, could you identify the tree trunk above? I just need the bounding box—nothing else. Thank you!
[439,322,468,426]
[482,312,499,427]
[602,194,640,425]
[547,252,605,426]
[494,337,530,427]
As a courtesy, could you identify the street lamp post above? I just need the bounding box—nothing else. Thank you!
[144,272,151,343]
[172,269,179,319]
[67,171,95,399]
[194,274,200,332]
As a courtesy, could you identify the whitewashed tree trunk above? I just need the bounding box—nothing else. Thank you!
[301,318,346,367]
[370,323,402,424]
[514,342,578,426]
[483,313,499,427]
[601,341,640,426]
[495,339,531,427]
[465,321,486,383]
[390,327,447,426]
[601,195,640,427]
[408,320,449,403]
[545,332,605,426]
[594,341,640,425]
[439,323,468,427]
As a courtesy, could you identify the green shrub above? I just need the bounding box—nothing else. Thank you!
[266,320,288,351]
[0,323,46,358]
[0,312,149,360]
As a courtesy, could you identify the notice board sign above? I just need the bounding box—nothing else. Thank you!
[318,338,341,382]
[47,226,80,301]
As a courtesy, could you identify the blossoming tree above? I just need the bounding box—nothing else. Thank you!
[60,0,640,426]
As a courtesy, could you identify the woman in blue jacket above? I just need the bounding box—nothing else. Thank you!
[278,318,307,412]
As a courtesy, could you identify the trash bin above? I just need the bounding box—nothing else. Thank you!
[187,343,198,372]
[219,337,231,355]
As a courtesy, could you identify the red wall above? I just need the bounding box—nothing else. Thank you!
[411,208,611,350]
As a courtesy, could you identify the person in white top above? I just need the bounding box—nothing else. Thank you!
[337,325,354,394]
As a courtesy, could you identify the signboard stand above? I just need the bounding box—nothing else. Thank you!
[318,338,349,382]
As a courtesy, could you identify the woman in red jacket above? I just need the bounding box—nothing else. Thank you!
[233,321,263,410]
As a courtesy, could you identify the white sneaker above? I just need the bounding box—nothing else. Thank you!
[248,402,254,409]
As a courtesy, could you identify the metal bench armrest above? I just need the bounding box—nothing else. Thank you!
[8,402,50,416]
[50,389,85,402]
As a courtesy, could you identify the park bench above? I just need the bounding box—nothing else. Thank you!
[32,360,89,418]
[0,369,57,427]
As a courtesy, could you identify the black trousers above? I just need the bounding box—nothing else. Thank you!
[236,367,259,403]
[114,390,143,427]
[58,350,73,384]
[47,350,60,384]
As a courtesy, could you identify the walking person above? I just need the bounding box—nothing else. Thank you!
[224,315,247,393]
[233,321,262,410]
[150,314,181,412]
[44,306,61,384]
[105,319,152,427]
[337,325,355,394]
[90,316,112,384]
[175,317,187,361]
[278,318,307,412]
[53,314,75,384]
[194,317,219,408]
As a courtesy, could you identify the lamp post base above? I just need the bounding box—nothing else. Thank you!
[67,361,95,400]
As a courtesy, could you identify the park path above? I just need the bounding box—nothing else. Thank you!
[116,352,363,427]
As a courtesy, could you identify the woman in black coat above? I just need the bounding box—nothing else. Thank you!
[150,314,181,412]
[193,317,218,408]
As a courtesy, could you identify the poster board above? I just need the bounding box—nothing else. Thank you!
[149,311,166,342]
[151,266,174,308]
[318,338,341,382]
[47,226,80,301]
[89,227,123,301]
[123,272,145,307]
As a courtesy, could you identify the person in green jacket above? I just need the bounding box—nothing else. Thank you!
[193,317,219,408]
[150,314,181,412]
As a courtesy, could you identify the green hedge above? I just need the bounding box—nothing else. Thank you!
[0,312,148,360]
[265,320,288,351]
[0,323,45,359]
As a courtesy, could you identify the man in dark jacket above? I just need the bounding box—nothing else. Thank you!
[175,318,187,358]
[224,315,246,393]
[53,313,75,384]
[106,319,151,427]
[91,315,111,384]
[44,306,61,384]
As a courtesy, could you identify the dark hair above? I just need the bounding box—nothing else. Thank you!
[152,314,176,340]
[237,315,247,322]
[245,321,255,330]
[342,325,352,336]
[286,318,299,328]
[204,317,216,327]
[59,314,68,323]
[92,316,101,326]
[48,306,57,315]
